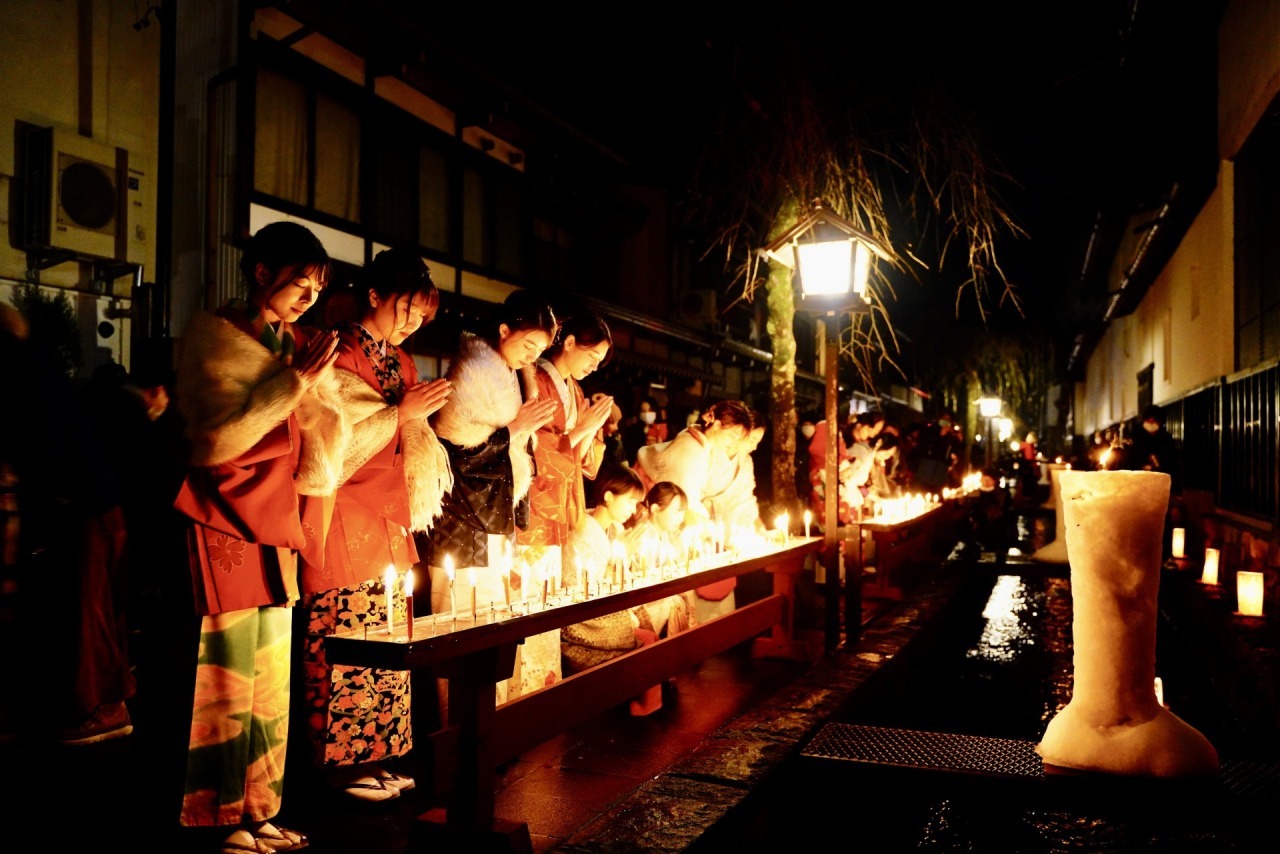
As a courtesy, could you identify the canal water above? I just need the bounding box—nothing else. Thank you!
[697,558,1276,852]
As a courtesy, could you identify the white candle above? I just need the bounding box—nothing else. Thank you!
[1171,527,1186,559]
[445,554,456,615]
[804,509,812,538]
[384,565,397,637]
[468,567,477,616]
[1238,570,1265,616]
[1201,548,1220,585]
[403,568,415,640]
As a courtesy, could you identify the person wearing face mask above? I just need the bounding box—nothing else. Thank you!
[621,396,661,465]
[295,247,453,802]
[644,399,669,444]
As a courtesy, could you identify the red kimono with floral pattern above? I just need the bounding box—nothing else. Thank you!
[304,329,419,594]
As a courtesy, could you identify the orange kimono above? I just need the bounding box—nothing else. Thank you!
[519,360,605,561]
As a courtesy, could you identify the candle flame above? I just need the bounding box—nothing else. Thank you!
[384,565,396,590]
[403,568,415,597]
[444,553,454,582]
[468,567,477,586]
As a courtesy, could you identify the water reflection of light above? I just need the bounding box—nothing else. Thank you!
[966,575,1034,663]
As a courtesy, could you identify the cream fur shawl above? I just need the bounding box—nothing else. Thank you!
[430,332,538,503]
[176,311,348,496]
[334,368,453,532]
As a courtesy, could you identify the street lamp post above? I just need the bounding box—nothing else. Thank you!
[760,202,892,649]
[977,395,1002,469]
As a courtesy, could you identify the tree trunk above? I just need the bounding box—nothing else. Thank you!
[766,260,800,515]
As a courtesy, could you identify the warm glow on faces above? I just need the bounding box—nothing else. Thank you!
[498,325,552,369]
[652,497,687,533]
[389,291,437,346]
[259,265,326,324]
[710,422,748,451]
[559,338,610,380]
[605,490,642,525]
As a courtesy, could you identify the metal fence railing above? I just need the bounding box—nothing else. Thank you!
[1155,360,1279,522]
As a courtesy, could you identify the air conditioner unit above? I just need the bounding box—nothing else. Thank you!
[20,125,148,266]
[677,288,720,330]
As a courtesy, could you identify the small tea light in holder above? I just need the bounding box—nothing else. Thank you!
[1200,548,1220,585]
[1237,570,1265,617]
[1171,527,1186,560]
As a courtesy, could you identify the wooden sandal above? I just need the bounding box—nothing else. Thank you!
[220,823,308,854]
[371,765,416,792]
[339,775,400,802]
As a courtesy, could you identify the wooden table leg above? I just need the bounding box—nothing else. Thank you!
[414,643,532,854]
[752,556,821,661]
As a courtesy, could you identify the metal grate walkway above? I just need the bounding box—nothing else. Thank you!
[801,723,1044,778]
[800,723,1280,800]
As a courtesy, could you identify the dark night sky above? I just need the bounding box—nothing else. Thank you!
[427,3,1221,360]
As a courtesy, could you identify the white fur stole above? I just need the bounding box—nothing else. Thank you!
[430,332,538,503]
[175,311,347,495]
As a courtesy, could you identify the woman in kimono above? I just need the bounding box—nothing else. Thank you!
[514,306,615,695]
[707,409,768,534]
[424,290,559,710]
[633,399,752,620]
[298,247,453,802]
[172,221,347,853]
[521,305,614,561]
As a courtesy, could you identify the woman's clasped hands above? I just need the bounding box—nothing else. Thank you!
[510,396,558,439]
[398,377,452,423]
[293,330,340,390]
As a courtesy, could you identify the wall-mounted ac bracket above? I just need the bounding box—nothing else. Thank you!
[92,260,141,296]
[25,248,77,277]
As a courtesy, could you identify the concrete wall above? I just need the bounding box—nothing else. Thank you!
[0,0,160,376]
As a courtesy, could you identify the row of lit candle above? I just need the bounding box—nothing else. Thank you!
[369,530,794,641]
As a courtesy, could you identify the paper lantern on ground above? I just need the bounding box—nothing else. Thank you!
[1237,571,1265,617]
